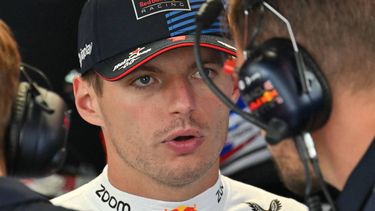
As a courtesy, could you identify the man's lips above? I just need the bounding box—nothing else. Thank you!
[163,129,204,155]
[163,129,203,142]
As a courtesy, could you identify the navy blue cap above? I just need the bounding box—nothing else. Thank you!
[77,0,236,81]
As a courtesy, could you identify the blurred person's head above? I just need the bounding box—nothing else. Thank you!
[227,0,375,195]
[0,20,20,175]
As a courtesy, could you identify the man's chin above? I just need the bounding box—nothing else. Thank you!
[156,157,217,187]
[155,167,206,187]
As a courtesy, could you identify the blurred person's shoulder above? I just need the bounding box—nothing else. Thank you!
[51,173,102,211]
[0,177,73,211]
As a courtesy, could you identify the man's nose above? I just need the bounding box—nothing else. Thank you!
[167,79,196,116]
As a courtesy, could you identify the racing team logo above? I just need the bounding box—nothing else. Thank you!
[164,204,197,211]
[132,0,191,20]
[245,199,282,211]
[112,47,152,72]
[78,42,93,67]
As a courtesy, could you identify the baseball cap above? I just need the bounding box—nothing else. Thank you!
[77,0,236,81]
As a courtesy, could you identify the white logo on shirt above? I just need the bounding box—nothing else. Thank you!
[95,184,131,211]
[216,185,224,203]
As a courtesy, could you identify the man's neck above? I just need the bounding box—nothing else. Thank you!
[313,88,375,190]
[105,146,220,201]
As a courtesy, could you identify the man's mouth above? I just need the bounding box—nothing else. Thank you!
[163,130,204,154]
[173,135,195,141]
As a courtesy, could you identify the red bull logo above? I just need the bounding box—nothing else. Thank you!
[164,204,197,211]
[249,80,283,111]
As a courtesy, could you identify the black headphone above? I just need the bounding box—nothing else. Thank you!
[5,64,71,178]
[238,37,332,144]
[195,0,332,144]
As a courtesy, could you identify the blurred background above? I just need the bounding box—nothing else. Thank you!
[0,0,300,201]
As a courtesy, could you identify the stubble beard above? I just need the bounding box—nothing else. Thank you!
[114,116,226,188]
[270,142,320,196]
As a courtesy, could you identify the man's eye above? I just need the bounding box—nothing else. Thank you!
[193,68,216,79]
[133,75,154,87]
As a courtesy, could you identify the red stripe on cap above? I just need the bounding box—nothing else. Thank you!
[104,42,236,81]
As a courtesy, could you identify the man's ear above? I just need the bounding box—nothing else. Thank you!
[73,76,103,126]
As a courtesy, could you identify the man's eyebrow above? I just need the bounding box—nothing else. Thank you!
[128,64,162,75]
[189,57,225,70]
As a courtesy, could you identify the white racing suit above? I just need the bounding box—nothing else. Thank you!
[51,166,307,211]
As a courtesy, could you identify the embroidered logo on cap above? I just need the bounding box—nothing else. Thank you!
[131,0,191,20]
[112,47,152,72]
[78,42,93,67]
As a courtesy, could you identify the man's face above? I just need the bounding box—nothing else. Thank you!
[82,47,237,187]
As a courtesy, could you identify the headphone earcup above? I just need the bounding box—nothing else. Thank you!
[299,48,332,131]
[5,82,30,175]
[238,38,332,142]
[5,82,69,177]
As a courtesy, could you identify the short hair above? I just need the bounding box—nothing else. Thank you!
[81,70,103,97]
[228,0,375,92]
[0,20,20,158]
